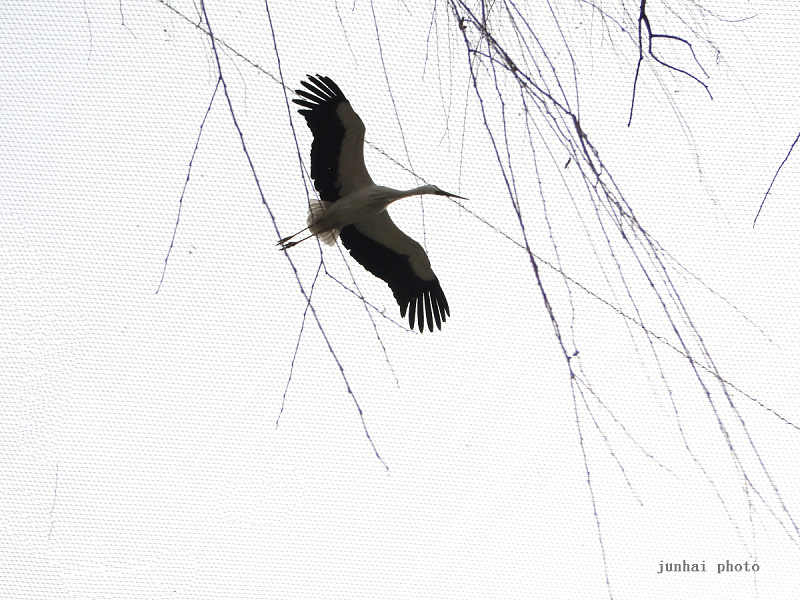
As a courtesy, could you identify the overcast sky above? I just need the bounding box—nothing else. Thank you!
[3,1,800,598]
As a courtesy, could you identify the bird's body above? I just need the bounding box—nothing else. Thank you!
[283,75,464,332]
[305,184,447,245]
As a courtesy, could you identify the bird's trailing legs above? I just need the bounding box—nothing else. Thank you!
[277,227,313,251]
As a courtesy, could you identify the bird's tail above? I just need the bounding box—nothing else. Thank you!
[307,198,339,246]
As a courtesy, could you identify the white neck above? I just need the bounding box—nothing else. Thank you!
[389,184,439,201]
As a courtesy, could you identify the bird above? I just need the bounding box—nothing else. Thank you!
[280,75,465,332]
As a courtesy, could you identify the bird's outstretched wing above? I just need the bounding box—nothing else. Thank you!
[292,75,373,203]
[340,212,449,332]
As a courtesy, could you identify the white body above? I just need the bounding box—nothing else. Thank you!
[307,184,439,245]
[306,184,444,281]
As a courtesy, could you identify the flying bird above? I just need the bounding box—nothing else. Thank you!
[280,75,465,332]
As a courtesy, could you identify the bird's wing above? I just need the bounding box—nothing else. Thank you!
[292,75,373,203]
[340,211,449,332]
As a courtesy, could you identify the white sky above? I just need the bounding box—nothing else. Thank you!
[2,1,800,599]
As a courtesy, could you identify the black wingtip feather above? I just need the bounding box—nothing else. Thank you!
[432,295,442,330]
[300,80,324,96]
[309,75,334,95]
[424,293,433,332]
[292,100,316,110]
[295,89,324,103]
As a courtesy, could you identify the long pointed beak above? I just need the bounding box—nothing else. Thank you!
[440,190,468,200]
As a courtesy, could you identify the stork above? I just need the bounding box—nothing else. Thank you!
[280,75,464,332]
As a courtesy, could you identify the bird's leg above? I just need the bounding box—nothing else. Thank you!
[278,232,315,251]
[277,227,309,247]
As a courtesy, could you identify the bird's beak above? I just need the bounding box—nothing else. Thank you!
[439,189,467,200]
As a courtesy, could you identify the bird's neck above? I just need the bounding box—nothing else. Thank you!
[390,185,436,201]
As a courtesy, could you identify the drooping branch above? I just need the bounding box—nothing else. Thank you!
[629,0,712,126]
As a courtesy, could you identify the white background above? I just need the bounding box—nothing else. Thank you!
[2,1,800,598]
